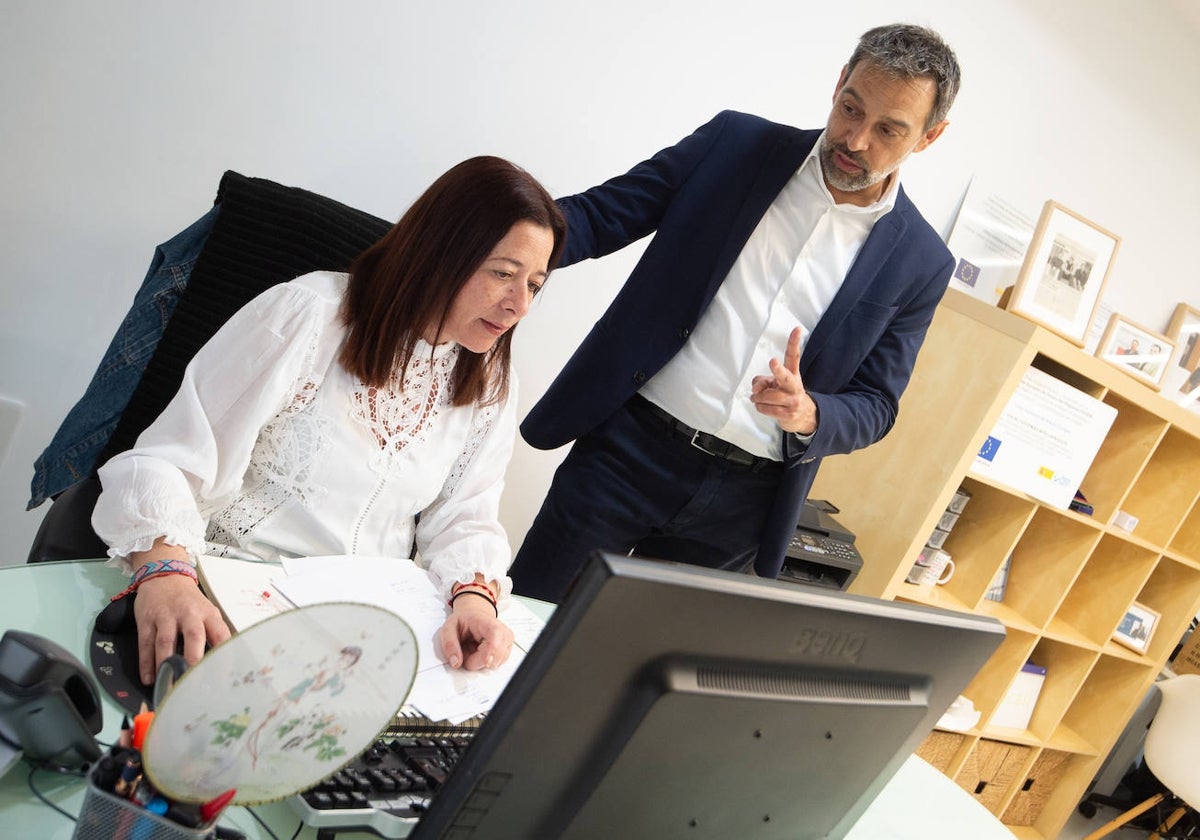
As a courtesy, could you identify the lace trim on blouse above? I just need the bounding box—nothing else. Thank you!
[443,399,499,498]
[206,331,331,550]
[349,342,460,476]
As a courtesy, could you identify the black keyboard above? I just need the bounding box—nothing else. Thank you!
[289,734,474,839]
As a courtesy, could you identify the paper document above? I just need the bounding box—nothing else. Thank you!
[199,554,545,724]
[970,368,1117,509]
[195,555,293,631]
[275,556,452,685]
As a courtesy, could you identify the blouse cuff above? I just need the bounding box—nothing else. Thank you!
[102,528,205,575]
[430,557,513,605]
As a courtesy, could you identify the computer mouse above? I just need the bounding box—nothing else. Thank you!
[94,595,136,635]
[89,595,152,715]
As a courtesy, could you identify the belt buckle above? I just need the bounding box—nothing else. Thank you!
[689,430,721,458]
[691,430,761,468]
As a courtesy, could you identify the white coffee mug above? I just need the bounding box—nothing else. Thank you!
[906,549,955,586]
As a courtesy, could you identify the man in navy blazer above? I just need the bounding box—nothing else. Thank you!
[512,24,961,602]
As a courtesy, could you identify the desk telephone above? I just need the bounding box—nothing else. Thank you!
[779,499,864,591]
[0,629,102,775]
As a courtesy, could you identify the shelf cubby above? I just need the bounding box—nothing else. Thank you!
[1053,535,1156,646]
[1056,654,1154,754]
[928,476,1037,608]
[999,509,1099,630]
[1169,499,1200,563]
[1030,354,1103,399]
[1120,426,1200,547]
[961,628,1039,722]
[1080,392,1167,524]
[1135,557,1200,662]
[1021,639,1097,743]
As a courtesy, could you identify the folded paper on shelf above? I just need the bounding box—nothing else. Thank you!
[990,661,1047,731]
[937,694,982,731]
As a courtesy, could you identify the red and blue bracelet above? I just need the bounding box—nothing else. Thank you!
[111,557,198,602]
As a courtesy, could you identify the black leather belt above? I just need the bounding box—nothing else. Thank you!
[628,395,781,473]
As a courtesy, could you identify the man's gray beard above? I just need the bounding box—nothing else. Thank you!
[819,141,899,194]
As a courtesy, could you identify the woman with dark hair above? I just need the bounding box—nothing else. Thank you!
[92,157,566,684]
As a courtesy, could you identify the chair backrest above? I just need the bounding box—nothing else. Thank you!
[27,171,390,563]
[1143,673,1200,808]
[99,171,391,465]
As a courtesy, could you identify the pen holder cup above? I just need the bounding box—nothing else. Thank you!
[73,762,211,840]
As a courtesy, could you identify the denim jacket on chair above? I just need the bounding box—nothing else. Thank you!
[27,206,218,509]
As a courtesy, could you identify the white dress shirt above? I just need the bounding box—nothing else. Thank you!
[640,131,897,461]
[92,271,518,600]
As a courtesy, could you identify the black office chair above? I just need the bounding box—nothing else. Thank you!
[27,171,390,563]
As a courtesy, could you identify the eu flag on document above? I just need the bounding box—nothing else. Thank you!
[977,435,1001,462]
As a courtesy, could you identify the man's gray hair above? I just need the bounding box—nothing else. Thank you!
[846,24,961,130]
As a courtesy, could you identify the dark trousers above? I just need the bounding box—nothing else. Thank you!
[510,399,784,602]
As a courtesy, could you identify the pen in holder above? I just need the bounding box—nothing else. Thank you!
[73,758,212,840]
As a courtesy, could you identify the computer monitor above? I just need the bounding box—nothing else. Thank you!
[411,552,1005,840]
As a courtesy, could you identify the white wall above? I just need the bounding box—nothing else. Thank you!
[2,0,1198,566]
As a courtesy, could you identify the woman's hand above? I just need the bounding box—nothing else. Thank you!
[436,591,514,671]
[132,571,231,685]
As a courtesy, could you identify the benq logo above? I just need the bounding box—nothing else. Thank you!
[794,627,866,663]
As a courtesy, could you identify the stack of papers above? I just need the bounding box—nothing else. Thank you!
[196,555,546,724]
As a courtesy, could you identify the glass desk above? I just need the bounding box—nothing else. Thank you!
[0,559,1015,839]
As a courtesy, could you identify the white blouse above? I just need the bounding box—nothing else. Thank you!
[92,271,517,600]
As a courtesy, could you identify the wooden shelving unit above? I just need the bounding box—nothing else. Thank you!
[810,288,1200,839]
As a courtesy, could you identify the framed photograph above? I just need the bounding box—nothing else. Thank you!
[1094,314,1175,390]
[1165,303,1200,411]
[1112,601,1160,655]
[1006,200,1120,346]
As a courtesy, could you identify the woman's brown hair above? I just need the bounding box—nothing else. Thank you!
[340,156,566,406]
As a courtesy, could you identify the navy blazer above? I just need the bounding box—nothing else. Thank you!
[521,110,955,579]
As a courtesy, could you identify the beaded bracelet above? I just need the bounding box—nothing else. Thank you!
[111,558,198,602]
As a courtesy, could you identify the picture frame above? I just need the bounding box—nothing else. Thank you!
[1165,303,1200,411]
[1112,600,1160,655]
[1094,314,1175,390]
[1005,200,1120,346]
